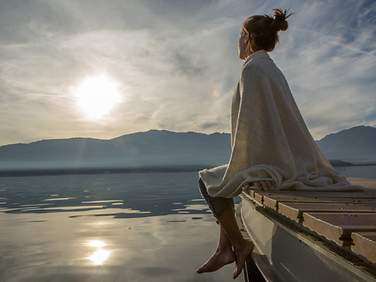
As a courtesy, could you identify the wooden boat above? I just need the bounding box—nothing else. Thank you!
[235,177,376,282]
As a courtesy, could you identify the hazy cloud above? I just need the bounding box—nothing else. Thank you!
[0,0,375,145]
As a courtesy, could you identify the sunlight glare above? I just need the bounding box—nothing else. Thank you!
[70,73,122,120]
[86,239,111,266]
[88,249,111,265]
[88,239,106,248]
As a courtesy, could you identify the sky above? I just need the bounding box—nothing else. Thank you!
[0,0,375,146]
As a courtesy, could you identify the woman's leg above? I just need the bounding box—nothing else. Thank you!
[196,177,254,279]
[196,178,236,273]
[217,205,255,279]
[197,177,235,225]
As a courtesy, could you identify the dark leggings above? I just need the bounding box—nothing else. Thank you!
[198,177,235,224]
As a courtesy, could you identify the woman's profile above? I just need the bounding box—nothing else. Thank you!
[196,7,365,279]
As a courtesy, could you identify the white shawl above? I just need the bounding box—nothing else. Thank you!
[198,50,367,198]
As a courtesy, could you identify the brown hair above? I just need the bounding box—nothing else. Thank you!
[243,8,294,52]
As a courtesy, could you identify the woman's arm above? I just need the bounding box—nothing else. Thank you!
[243,180,274,191]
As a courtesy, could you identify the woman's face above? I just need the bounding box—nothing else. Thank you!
[238,25,251,60]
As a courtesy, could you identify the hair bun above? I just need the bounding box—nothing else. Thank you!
[272,8,294,32]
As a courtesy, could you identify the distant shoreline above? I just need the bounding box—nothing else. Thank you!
[0,160,375,177]
[0,164,209,177]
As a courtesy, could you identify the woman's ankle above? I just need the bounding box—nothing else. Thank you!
[217,241,233,252]
[232,237,250,251]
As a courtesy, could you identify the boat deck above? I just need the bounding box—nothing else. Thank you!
[236,177,376,282]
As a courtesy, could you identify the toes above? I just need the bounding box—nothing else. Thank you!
[233,263,243,279]
[196,249,238,275]
[196,261,209,273]
[232,245,253,279]
[196,265,204,273]
[233,255,247,279]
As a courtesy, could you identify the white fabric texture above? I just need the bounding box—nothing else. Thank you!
[198,49,367,198]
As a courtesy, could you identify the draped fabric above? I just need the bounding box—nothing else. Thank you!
[198,50,366,198]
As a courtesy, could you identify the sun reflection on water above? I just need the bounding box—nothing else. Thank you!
[86,239,111,265]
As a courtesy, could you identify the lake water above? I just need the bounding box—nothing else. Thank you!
[0,166,375,281]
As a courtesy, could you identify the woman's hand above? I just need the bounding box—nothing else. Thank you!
[254,180,274,191]
[242,180,274,191]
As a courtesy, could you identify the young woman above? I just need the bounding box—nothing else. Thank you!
[196,6,365,279]
[196,8,295,279]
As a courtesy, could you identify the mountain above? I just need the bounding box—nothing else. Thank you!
[0,130,230,170]
[0,125,375,170]
[316,125,376,162]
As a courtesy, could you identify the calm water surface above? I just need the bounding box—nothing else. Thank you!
[0,171,242,281]
[0,166,375,281]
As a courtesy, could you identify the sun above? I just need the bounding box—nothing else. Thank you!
[70,73,122,120]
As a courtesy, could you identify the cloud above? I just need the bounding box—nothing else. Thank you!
[0,0,375,145]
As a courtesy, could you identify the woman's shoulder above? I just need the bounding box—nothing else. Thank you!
[241,60,265,80]
[242,55,279,81]
[243,53,273,68]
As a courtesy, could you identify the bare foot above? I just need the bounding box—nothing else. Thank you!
[232,239,254,279]
[196,246,236,274]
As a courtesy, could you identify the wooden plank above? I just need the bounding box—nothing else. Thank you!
[250,183,376,196]
[253,192,263,206]
[262,194,376,211]
[278,202,376,223]
[241,190,263,207]
[242,186,254,198]
[250,190,256,199]
[267,190,376,198]
[248,177,375,199]
[303,191,376,198]
[243,177,376,198]
[252,190,376,204]
[302,212,376,247]
[351,231,376,265]
[252,191,311,209]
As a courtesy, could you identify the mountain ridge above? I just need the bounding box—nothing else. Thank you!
[0,125,375,170]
